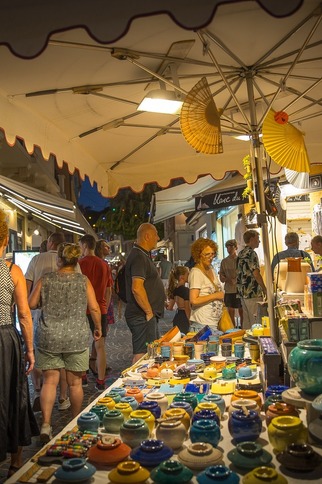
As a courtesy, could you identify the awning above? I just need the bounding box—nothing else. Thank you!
[0,175,94,236]
[153,173,245,222]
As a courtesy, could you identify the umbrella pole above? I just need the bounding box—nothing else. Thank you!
[246,75,276,341]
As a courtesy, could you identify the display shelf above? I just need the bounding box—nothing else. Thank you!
[7,374,322,483]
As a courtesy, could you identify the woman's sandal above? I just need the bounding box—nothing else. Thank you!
[7,465,21,478]
[89,357,98,376]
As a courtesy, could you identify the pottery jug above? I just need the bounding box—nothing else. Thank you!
[173,391,198,410]
[114,402,134,421]
[178,442,223,471]
[231,389,262,409]
[268,415,308,452]
[156,419,187,449]
[201,394,226,416]
[189,419,221,448]
[138,400,162,420]
[228,409,262,443]
[130,409,155,435]
[120,395,139,410]
[119,418,150,448]
[103,409,124,433]
[90,404,107,424]
[97,396,116,410]
[195,402,221,418]
[77,411,100,432]
[108,461,150,484]
[196,465,239,484]
[169,401,193,419]
[288,339,322,395]
[242,466,288,484]
[265,402,299,426]
[163,408,191,431]
[145,392,169,415]
[126,386,144,403]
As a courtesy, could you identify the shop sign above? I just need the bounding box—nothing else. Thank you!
[287,194,310,202]
[195,186,246,211]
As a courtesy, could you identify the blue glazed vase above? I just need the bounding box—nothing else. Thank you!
[197,465,239,484]
[130,439,173,467]
[265,385,289,398]
[138,400,161,419]
[111,386,127,397]
[288,339,322,395]
[228,409,262,443]
[77,412,100,432]
[173,392,198,410]
[201,394,225,416]
[169,401,193,419]
[189,419,221,448]
[90,404,107,424]
[192,410,220,427]
[120,396,139,410]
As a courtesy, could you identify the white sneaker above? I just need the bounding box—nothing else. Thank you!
[58,397,71,411]
[40,423,52,443]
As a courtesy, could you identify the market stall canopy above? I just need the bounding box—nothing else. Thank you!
[0,0,321,197]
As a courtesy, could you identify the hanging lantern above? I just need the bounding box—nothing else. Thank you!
[274,111,289,125]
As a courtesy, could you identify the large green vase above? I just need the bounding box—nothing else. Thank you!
[288,339,322,395]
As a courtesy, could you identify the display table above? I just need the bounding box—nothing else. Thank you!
[7,369,322,484]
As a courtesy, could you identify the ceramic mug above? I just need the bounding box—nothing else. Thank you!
[234,342,245,358]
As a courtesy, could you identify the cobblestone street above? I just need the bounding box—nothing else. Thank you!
[0,303,173,482]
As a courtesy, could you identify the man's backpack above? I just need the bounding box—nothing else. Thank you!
[114,266,127,303]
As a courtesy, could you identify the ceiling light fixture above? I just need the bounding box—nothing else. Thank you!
[137,89,183,115]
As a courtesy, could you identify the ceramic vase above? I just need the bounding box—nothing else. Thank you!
[228,409,262,443]
[195,402,221,418]
[163,408,191,431]
[130,439,174,468]
[231,389,262,409]
[108,461,150,484]
[228,399,260,416]
[90,404,107,424]
[107,391,122,403]
[178,442,223,470]
[77,411,100,432]
[111,386,127,397]
[265,402,299,426]
[189,419,221,448]
[54,458,96,482]
[119,418,150,448]
[242,466,288,484]
[267,415,308,452]
[173,392,198,410]
[138,400,162,420]
[103,409,124,433]
[201,394,226,416]
[130,409,155,435]
[264,384,289,398]
[263,394,283,412]
[169,401,193,419]
[276,443,322,472]
[156,419,187,449]
[150,460,193,483]
[192,410,220,427]
[196,465,239,484]
[145,392,169,415]
[120,396,139,410]
[97,396,116,410]
[114,402,133,421]
[126,387,144,403]
[227,441,272,469]
[87,436,131,466]
[288,339,322,395]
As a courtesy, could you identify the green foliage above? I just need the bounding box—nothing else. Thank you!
[95,185,164,240]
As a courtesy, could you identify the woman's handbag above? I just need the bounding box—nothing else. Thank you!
[218,305,234,332]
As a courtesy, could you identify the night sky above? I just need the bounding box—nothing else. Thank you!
[78,176,110,211]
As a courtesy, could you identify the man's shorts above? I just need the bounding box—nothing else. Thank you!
[87,313,108,337]
[224,293,242,308]
[36,347,89,372]
[126,315,159,354]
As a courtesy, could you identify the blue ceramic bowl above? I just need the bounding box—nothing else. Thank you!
[197,465,239,484]
[130,439,173,467]
[54,458,96,482]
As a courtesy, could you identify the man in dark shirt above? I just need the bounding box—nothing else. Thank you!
[125,223,165,363]
[79,234,111,391]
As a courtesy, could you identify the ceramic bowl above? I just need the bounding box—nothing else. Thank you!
[276,443,322,471]
[54,458,96,483]
[87,436,131,466]
[227,441,272,469]
[108,460,150,484]
[178,442,223,470]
